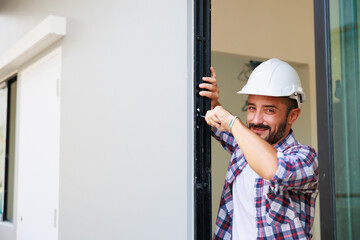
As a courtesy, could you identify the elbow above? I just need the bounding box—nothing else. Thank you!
[261,154,279,180]
[262,166,278,180]
[263,172,275,181]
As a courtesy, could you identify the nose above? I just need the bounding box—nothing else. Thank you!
[250,110,264,125]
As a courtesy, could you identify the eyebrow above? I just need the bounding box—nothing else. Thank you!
[247,102,278,109]
[264,105,278,109]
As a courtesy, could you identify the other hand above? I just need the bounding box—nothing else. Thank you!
[199,66,220,109]
[205,105,234,132]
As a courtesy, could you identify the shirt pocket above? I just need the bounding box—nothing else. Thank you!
[265,190,296,226]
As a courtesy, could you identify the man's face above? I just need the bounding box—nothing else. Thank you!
[246,95,291,145]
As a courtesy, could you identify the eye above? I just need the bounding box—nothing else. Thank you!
[265,108,275,113]
[248,106,256,111]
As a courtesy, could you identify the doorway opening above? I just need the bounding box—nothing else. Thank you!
[194,1,320,239]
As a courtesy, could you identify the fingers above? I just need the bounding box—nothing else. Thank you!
[199,83,218,92]
[202,76,217,85]
[199,85,219,110]
[204,110,221,129]
[202,66,217,84]
[199,90,219,101]
[210,66,216,79]
[200,66,220,109]
[204,106,232,132]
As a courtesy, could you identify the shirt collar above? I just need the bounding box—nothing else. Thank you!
[273,129,296,152]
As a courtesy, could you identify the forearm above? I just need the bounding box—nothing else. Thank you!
[204,105,279,179]
[231,119,278,180]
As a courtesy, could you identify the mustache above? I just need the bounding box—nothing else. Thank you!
[248,123,271,130]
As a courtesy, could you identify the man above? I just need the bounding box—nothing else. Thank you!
[199,59,319,240]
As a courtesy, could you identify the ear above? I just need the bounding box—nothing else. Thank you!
[287,108,301,125]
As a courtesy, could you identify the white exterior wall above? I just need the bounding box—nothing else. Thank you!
[0,0,194,239]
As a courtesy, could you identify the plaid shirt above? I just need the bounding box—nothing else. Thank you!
[212,128,318,240]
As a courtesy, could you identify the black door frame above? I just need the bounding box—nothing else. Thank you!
[314,0,336,239]
[194,0,212,239]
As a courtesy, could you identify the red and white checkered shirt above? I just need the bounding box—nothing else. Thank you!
[212,128,319,240]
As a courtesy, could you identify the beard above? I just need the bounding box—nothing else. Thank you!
[248,115,288,145]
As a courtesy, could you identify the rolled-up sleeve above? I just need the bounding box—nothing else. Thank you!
[211,127,238,154]
[265,145,319,195]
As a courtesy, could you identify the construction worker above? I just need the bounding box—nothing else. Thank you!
[199,58,319,240]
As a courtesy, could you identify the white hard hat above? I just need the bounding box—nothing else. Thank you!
[237,58,305,108]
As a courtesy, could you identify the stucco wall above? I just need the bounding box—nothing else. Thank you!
[0,0,194,239]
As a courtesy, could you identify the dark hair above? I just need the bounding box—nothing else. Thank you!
[286,98,298,115]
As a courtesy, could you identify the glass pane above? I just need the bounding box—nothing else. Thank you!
[329,0,360,238]
[0,85,8,221]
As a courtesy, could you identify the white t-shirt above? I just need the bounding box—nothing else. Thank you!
[232,163,259,240]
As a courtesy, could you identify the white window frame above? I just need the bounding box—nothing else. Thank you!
[0,16,66,238]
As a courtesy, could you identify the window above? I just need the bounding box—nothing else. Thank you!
[0,76,17,222]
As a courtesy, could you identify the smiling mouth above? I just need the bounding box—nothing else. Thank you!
[248,123,271,135]
[250,127,269,134]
